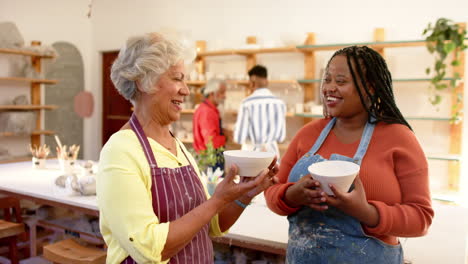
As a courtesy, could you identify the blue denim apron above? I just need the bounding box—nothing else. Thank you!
[287,118,403,264]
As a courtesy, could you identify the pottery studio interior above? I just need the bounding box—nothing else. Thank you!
[0,1,468,264]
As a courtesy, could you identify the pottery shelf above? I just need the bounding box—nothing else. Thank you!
[426,154,461,162]
[106,115,130,121]
[193,26,465,196]
[0,76,58,85]
[186,79,297,87]
[196,46,299,58]
[196,39,468,58]
[181,109,297,118]
[188,77,464,87]
[295,113,460,122]
[0,41,58,163]
[0,47,55,59]
[0,130,55,137]
[195,40,433,58]
[297,39,427,51]
[0,105,58,111]
[0,156,31,164]
[298,77,463,83]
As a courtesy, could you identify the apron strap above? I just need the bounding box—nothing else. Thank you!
[129,113,159,169]
[309,117,376,165]
[174,136,196,169]
[309,118,337,155]
[352,120,375,164]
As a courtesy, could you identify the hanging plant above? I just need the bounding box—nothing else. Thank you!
[422,18,466,121]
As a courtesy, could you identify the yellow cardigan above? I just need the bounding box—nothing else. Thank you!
[97,130,224,264]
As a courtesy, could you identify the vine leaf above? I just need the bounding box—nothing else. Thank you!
[423,18,466,121]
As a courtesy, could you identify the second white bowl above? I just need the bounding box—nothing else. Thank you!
[307,160,360,195]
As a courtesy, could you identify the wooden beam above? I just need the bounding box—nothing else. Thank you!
[304,33,316,103]
[373,28,386,57]
[448,23,465,190]
[30,41,42,147]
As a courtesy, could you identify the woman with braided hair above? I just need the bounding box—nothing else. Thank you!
[265,46,433,263]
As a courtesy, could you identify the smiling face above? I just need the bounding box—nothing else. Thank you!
[322,55,368,120]
[146,60,189,125]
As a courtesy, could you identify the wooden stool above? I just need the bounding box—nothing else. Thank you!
[0,197,26,264]
[43,239,106,264]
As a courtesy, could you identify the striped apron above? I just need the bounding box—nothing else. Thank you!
[121,114,213,263]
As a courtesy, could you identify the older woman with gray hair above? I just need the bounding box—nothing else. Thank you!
[193,78,227,172]
[97,32,279,264]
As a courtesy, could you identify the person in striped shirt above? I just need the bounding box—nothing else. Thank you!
[233,65,287,159]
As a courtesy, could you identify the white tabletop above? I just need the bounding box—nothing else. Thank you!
[0,160,289,252]
[0,160,98,214]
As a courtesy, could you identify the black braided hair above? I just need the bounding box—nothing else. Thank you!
[326,45,412,130]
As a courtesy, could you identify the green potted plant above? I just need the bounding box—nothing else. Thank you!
[423,18,467,121]
[195,139,224,173]
[194,139,224,195]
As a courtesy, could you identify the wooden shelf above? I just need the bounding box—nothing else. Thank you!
[0,47,55,58]
[297,39,427,52]
[0,130,55,137]
[0,156,32,164]
[236,46,299,55]
[106,115,130,121]
[0,105,58,111]
[197,46,299,57]
[191,30,466,198]
[406,116,458,121]
[278,143,288,151]
[197,50,238,57]
[180,139,194,144]
[186,80,206,86]
[0,76,58,85]
[295,112,458,122]
[183,109,296,118]
[196,39,453,56]
[187,79,298,86]
[298,77,462,83]
[294,113,324,118]
[181,109,195,114]
[426,154,461,161]
[431,190,462,204]
[0,40,58,163]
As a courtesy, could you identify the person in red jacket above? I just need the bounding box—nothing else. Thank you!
[193,78,227,171]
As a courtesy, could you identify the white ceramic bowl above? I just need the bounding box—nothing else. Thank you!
[307,160,360,195]
[223,150,275,177]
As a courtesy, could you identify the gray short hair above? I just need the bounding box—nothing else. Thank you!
[110,32,195,103]
[203,78,226,97]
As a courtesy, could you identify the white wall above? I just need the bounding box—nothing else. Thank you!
[1,0,468,262]
[88,0,468,194]
[0,0,92,157]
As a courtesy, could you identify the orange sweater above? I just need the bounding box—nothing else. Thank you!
[264,118,434,245]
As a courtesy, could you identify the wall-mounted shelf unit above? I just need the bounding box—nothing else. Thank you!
[0,42,58,162]
[190,26,465,199]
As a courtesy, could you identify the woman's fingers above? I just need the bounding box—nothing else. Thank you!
[303,177,320,189]
[224,164,238,183]
[253,168,269,185]
[238,168,268,191]
[271,176,279,184]
[309,203,328,211]
[268,157,278,170]
[353,175,364,191]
